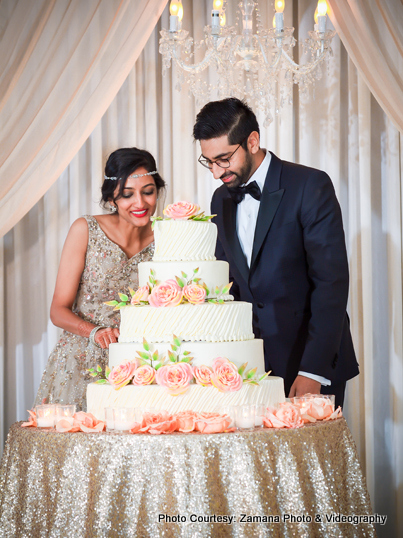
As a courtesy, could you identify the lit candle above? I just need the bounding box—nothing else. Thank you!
[211,9,220,34]
[235,405,255,430]
[317,0,327,33]
[56,404,76,426]
[169,0,183,32]
[274,0,285,32]
[113,408,137,432]
[36,405,56,428]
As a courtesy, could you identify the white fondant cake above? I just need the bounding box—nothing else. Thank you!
[139,260,232,300]
[118,302,254,343]
[153,219,217,261]
[87,211,285,421]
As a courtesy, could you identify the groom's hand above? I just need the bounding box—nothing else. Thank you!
[288,375,321,398]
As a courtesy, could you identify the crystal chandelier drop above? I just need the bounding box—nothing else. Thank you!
[159,0,336,125]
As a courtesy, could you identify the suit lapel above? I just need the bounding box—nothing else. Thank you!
[250,153,284,272]
[222,196,250,285]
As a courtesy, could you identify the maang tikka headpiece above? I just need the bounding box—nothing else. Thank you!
[104,170,158,181]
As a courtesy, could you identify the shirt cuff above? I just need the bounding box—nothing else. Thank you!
[298,371,331,386]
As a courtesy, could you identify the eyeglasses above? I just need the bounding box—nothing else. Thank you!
[198,135,249,170]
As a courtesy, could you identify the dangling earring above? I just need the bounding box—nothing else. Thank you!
[109,202,117,213]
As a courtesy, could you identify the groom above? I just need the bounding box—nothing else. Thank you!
[193,98,359,408]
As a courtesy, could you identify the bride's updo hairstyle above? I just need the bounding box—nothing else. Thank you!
[101,147,165,208]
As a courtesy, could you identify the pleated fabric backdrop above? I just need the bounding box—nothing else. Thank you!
[0,2,402,536]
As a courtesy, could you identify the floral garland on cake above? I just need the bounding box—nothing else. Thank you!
[88,336,269,396]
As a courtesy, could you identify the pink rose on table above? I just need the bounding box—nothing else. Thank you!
[21,409,37,428]
[193,365,213,386]
[175,410,199,432]
[73,412,105,432]
[303,397,334,421]
[140,411,177,434]
[211,357,243,392]
[131,285,149,305]
[107,360,138,390]
[263,402,304,429]
[163,201,200,220]
[131,365,156,386]
[156,362,194,395]
[324,406,343,420]
[195,412,232,433]
[183,284,206,305]
[148,279,183,307]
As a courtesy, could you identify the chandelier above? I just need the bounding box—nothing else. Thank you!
[159,0,336,125]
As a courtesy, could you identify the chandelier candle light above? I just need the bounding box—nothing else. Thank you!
[159,0,335,124]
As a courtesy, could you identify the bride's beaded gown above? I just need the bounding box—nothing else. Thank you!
[34,215,154,411]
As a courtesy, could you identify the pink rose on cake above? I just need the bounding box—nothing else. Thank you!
[183,284,206,305]
[131,284,149,305]
[263,402,304,429]
[163,201,200,220]
[156,362,193,395]
[140,410,177,434]
[195,412,232,433]
[148,279,183,307]
[175,410,199,432]
[211,357,243,392]
[107,359,139,390]
[131,364,156,386]
[193,365,213,386]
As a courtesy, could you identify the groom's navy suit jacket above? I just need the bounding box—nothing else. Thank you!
[211,153,359,394]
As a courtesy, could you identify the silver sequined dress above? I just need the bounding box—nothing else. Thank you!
[34,215,154,411]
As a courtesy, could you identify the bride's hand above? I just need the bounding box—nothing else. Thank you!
[95,327,120,349]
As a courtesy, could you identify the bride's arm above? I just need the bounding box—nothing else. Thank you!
[50,217,119,349]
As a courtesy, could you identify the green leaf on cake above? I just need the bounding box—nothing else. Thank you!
[259,371,271,381]
[221,282,233,295]
[173,335,181,347]
[193,267,199,274]
[104,300,119,306]
[244,380,259,386]
[180,357,190,363]
[95,379,108,385]
[175,276,185,288]
[181,271,188,279]
[150,268,155,276]
[105,366,111,378]
[88,372,98,378]
[183,350,191,356]
[246,367,257,380]
[215,286,220,295]
[238,362,248,376]
[202,284,210,296]
[168,350,176,362]
[171,344,178,352]
[96,365,102,373]
[142,338,150,352]
[192,278,201,284]
[128,288,136,297]
[137,351,151,361]
[118,293,129,302]
[154,362,163,370]
[152,350,159,362]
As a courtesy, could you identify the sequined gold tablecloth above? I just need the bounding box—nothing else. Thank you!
[0,419,375,538]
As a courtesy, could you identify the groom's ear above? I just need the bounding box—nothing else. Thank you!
[247,131,260,154]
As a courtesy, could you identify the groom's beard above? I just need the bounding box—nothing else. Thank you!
[220,151,253,189]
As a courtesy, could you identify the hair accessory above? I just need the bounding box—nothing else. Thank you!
[104,171,158,181]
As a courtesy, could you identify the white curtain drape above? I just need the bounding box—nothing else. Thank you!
[1,2,402,537]
[327,0,403,133]
[0,0,168,238]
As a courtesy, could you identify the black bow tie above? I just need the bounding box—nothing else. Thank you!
[228,180,261,204]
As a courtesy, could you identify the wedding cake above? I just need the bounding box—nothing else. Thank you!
[86,202,285,419]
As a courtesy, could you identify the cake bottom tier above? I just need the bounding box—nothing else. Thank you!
[87,378,285,421]
[109,339,265,371]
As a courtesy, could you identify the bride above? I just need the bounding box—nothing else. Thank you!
[34,147,165,411]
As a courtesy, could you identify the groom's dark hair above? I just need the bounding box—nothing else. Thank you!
[193,97,259,149]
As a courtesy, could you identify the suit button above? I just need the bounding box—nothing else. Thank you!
[257,302,264,309]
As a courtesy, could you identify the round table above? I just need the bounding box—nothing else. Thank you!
[0,418,376,537]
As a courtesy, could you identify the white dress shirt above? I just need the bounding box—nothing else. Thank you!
[235,150,330,387]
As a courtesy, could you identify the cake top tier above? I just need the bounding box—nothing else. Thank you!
[152,202,217,262]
